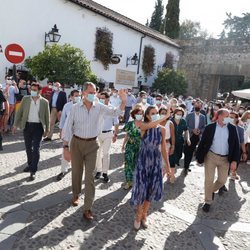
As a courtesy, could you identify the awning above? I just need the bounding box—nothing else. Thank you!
[231,89,250,100]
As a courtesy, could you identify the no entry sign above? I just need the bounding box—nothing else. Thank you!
[5,43,25,64]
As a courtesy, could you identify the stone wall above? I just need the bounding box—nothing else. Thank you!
[177,38,250,100]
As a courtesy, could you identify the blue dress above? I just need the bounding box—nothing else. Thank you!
[130,127,163,205]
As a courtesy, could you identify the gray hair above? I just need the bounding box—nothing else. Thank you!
[82,82,96,91]
[217,108,229,116]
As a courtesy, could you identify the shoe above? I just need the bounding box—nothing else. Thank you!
[72,195,80,206]
[188,168,191,172]
[102,173,110,183]
[218,185,228,196]
[202,203,210,212]
[43,137,52,142]
[170,175,176,184]
[123,182,132,190]
[23,166,31,172]
[56,172,66,181]
[183,169,188,176]
[83,210,94,221]
[29,173,36,181]
[134,219,141,230]
[95,172,101,179]
[141,219,148,229]
[212,192,215,200]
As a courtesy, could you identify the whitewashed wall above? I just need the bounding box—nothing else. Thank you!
[0,0,179,88]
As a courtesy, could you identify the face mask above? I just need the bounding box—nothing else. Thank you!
[87,94,95,103]
[74,96,81,104]
[160,114,167,119]
[239,109,244,114]
[135,114,143,121]
[156,100,162,105]
[175,114,182,120]
[31,90,38,97]
[194,107,201,112]
[142,98,147,104]
[223,117,232,125]
[128,92,131,96]
[99,99,105,104]
[151,114,160,121]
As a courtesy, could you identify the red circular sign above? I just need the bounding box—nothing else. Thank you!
[5,43,25,64]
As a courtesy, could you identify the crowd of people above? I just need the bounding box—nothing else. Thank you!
[0,76,250,230]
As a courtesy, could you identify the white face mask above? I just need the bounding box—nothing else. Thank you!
[73,96,81,103]
[223,117,232,125]
[135,114,143,121]
[142,98,147,104]
[175,114,182,120]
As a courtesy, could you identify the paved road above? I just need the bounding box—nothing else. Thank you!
[0,128,250,250]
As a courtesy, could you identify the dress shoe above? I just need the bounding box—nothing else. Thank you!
[102,173,110,183]
[218,185,228,196]
[141,219,148,229]
[29,173,36,181]
[188,168,191,172]
[56,172,66,181]
[43,137,52,142]
[202,203,211,212]
[23,166,31,172]
[95,172,101,179]
[183,169,188,176]
[83,210,94,221]
[72,196,80,206]
[134,219,141,230]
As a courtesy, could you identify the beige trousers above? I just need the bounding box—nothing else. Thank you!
[70,136,99,211]
[47,108,57,139]
[204,151,229,204]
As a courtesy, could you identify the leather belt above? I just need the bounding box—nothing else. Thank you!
[102,130,112,133]
[73,135,97,141]
[210,151,228,157]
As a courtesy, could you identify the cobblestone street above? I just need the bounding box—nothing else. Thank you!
[0,129,250,250]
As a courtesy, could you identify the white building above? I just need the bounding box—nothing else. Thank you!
[0,0,180,90]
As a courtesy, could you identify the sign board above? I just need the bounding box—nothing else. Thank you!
[110,55,120,64]
[115,69,136,86]
[5,43,25,64]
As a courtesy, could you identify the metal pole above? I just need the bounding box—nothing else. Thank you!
[137,34,146,75]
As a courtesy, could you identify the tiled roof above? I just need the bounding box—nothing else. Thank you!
[69,0,180,49]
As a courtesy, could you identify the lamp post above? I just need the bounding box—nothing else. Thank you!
[44,24,61,47]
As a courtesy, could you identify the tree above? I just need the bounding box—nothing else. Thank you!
[220,12,250,41]
[149,0,164,32]
[179,19,209,39]
[164,0,180,39]
[142,45,155,76]
[25,44,97,85]
[152,68,187,95]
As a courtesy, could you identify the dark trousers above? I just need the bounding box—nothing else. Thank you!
[23,122,44,173]
[184,134,200,169]
[124,106,132,123]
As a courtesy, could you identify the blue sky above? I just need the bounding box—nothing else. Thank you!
[95,0,249,37]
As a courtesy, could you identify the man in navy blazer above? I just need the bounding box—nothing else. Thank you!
[183,101,206,174]
[196,109,239,212]
[44,82,67,141]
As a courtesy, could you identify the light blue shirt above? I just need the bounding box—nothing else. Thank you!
[210,123,229,155]
[126,94,136,107]
[59,101,74,129]
[52,91,59,108]
[8,85,19,104]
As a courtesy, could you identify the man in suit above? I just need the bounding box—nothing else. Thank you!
[13,83,50,181]
[196,109,239,212]
[43,82,67,141]
[183,101,206,174]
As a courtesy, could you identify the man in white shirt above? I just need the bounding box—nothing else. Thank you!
[95,92,119,183]
[62,82,126,220]
[56,90,80,181]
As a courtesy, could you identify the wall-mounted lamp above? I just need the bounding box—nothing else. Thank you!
[126,53,139,67]
[45,24,61,47]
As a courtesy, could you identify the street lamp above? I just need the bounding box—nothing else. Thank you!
[126,53,139,67]
[45,24,61,47]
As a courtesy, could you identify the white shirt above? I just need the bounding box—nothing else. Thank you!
[59,101,74,129]
[110,95,121,108]
[28,97,40,123]
[195,113,200,129]
[63,101,123,141]
[164,120,171,140]
[102,104,119,131]
[210,123,229,155]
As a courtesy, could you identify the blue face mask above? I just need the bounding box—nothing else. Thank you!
[31,90,38,97]
[99,99,105,104]
[135,114,143,121]
[156,100,162,105]
[87,94,95,103]
[74,96,82,104]
[151,114,160,121]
